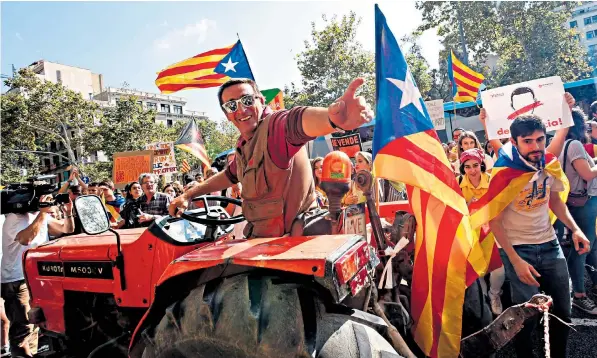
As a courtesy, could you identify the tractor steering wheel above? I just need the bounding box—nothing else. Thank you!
[179,195,245,227]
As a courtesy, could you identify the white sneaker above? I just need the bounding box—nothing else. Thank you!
[489,290,503,315]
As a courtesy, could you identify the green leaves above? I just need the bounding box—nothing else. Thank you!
[285,12,375,109]
[0,68,239,185]
[418,1,591,89]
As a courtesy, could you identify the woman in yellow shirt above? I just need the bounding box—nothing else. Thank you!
[458,148,490,204]
[458,148,505,316]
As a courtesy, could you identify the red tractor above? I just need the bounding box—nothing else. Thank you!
[25,191,407,357]
[23,159,545,358]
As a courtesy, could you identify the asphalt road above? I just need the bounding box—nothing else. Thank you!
[496,281,597,358]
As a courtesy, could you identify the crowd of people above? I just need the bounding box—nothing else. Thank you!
[3,74,597,358]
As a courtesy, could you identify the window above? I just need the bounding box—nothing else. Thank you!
[585,17,592,25]
[147,102,157,110]
[89,93,93,100]
[44,158,51,168]
[587,30,595,39]
[160,104,171,113]
[56,70,62,83]
[571,20,578,28]
[50,142,57,151]
[173,105,183,114]
[167,119,173,128]
[592,15,597,23]
[573,34,580,41]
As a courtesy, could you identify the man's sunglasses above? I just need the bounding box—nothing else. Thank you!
[221,95,256,114]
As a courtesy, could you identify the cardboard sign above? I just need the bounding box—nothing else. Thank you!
[343,203,366,237]
[330,133,362,158]
[425,99,445,130]
[112,150,154,189]
[145,142,178,175]
[481,76,573,140]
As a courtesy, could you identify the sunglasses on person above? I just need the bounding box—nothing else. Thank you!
[221,95,256,114]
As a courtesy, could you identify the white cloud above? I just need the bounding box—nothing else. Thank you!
[15,33,23,41]
[153,19,216,50]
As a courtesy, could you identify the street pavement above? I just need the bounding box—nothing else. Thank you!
[496,277,597,358]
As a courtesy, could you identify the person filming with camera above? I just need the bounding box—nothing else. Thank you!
[1,194,74,357]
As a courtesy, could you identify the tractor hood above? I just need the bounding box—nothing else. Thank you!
[30,228,147,262]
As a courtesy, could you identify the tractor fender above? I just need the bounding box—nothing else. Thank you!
[129,234,366,356]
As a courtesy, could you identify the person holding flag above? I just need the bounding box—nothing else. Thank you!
[169,77,373,237]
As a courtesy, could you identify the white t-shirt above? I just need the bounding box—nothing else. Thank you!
[1,213,49,283]
[500,171,564,246]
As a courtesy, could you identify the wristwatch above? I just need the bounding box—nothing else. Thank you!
[328,116,346,133]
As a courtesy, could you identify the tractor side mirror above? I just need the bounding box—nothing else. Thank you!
[74,195,110,235]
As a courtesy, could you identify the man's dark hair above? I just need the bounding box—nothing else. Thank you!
[217,78,262,106]
[452,127,465,136]
[88,182,99,188]
[68,185,82,195]
[567,107,588,143]
[510,114,546,142]
[590,101,597,118]
[98,181,112,189]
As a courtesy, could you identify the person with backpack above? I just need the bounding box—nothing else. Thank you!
[559,108,597,314]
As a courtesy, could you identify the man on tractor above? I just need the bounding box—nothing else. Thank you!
[169,77,374,238]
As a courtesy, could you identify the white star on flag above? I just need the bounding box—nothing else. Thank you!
[387,71,425,116]
[222,58,238,73]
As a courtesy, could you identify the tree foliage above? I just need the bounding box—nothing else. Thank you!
[1,69,239,184]
[416,1,592,88]
[284,12,375,108]
[1,69,100,184]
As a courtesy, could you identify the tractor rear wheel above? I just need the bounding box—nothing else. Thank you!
[142,273,400,358]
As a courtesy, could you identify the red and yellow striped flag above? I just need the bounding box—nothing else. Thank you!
[175,119,210,169]
[447,50,485,103]
[180,159,191,173]
[155,40,255,94]
[374,6,477,356]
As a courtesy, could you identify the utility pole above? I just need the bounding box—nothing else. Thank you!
[456,2,470,66]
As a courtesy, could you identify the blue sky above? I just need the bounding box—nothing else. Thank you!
[1,1,441,121]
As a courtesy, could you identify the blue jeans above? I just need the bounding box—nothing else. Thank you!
[500,240,571,358]
[568,196,597,294]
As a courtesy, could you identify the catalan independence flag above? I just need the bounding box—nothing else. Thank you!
[447,50,485,103]
[373,6,477,357]
[155,40,255,94]
[175,119,211,169]
[180,159,191,173]
[467,143,570,284]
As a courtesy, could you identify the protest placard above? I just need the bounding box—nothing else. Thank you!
[145,142,178,175]
[425,99,445,130]
[112,150,154,189]
[330,133,362,158]
[481,76,573,140]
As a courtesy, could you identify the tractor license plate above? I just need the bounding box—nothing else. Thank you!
[349,266,368,296]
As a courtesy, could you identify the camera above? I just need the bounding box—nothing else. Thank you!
[0,175,69,214]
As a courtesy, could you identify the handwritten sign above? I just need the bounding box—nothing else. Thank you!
[343,203,366,237]
[112,150,154,189]
[481,76,573,140]
[425,99,445,130]
[145,142,178,175]
[330,133,362,158]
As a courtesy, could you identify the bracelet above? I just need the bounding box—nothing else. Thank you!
[328,116,346,133]
[65,215,73,218]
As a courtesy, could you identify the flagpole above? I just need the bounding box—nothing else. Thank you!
[236,35,257,82]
